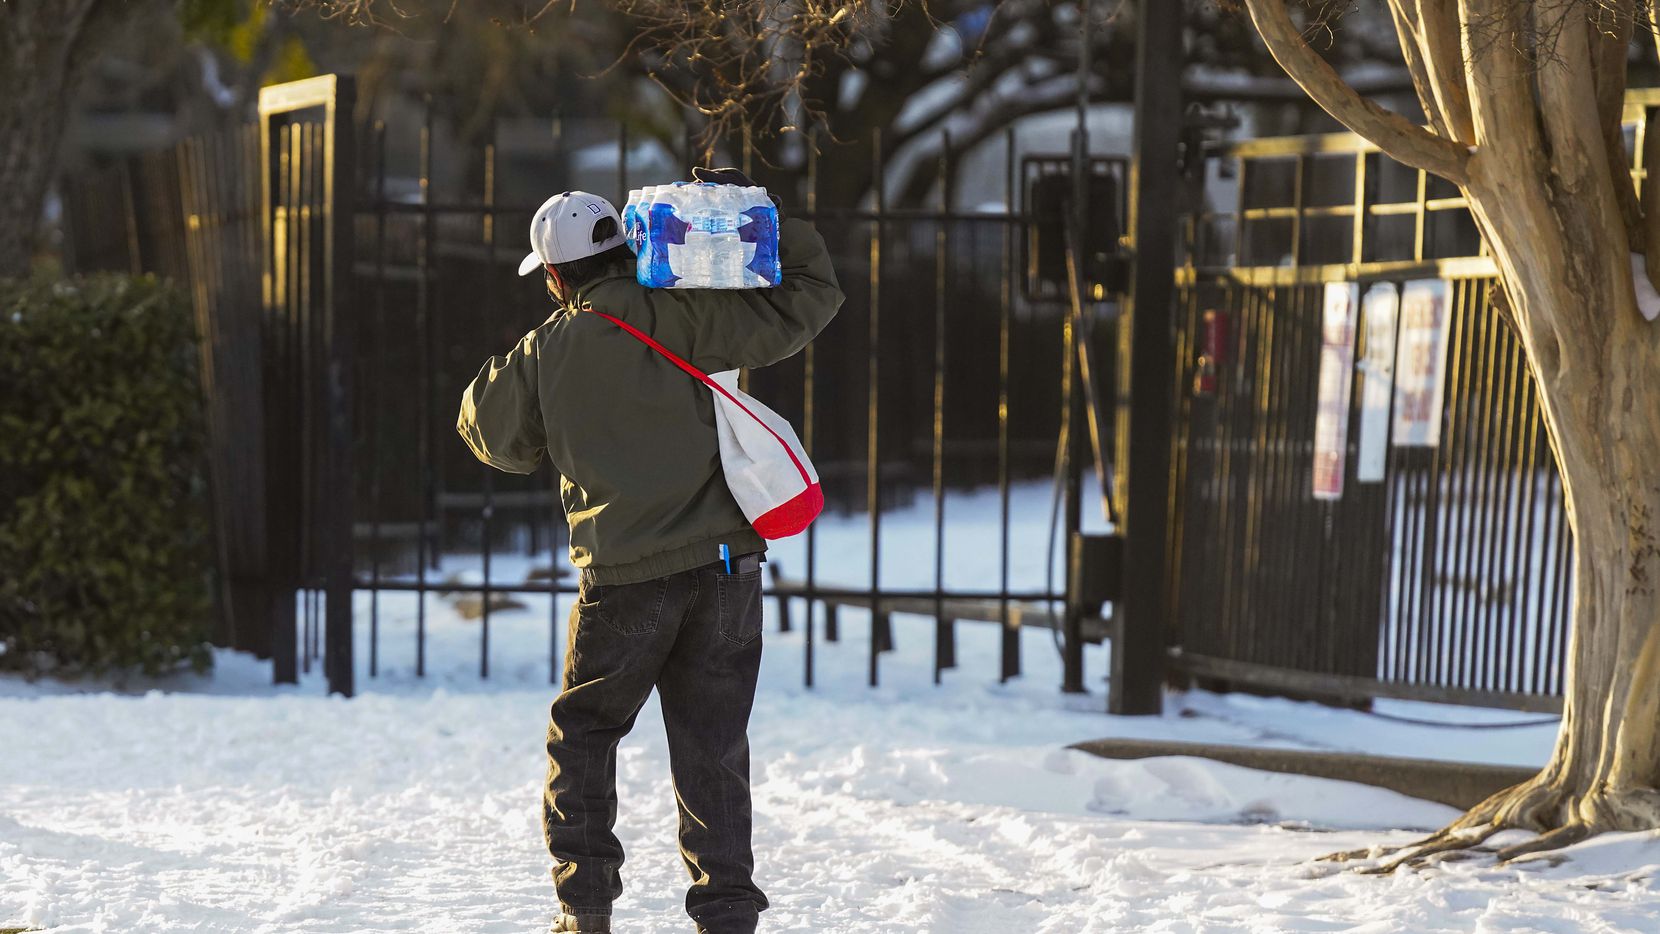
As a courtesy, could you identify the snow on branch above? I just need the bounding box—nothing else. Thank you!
[1239,0,1470,185]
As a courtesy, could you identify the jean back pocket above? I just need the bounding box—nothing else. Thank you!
[716,569,763,647]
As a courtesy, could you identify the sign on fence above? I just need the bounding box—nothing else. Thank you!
[1356,283,1399,483]
[1391,279,1452,447]
[1313,281,1359,501]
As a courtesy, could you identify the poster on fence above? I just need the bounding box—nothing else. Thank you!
[1391,278,1452,447]
[1313,281,1360,501]
[1355,283,1399,483]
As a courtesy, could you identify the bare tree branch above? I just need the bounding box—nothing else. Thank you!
[1240,0,1471,183]
[1384,0,1453,136]
[1591,0,1642,251]
[1418,0,1477,142]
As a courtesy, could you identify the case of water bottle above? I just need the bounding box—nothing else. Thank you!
[622,182,782,290]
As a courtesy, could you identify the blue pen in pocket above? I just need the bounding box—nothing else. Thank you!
[720,543,732,574]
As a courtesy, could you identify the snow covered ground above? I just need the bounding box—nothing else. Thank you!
[6,486,1660,932]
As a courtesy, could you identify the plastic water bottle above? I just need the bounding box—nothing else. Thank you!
[705,186,739,288]
[739,187,782,287]
[640,188,684,288]
[621,188,643,254]
[688,183,728,287]
[632,186,658,256]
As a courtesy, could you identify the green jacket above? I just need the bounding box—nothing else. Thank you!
[457,218,843,585]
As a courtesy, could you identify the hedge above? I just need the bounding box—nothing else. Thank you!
[0,274,213,676]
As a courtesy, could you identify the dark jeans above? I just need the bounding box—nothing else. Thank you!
[544,554,767,934]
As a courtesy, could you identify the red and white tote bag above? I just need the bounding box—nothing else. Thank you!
[587,309,824,539]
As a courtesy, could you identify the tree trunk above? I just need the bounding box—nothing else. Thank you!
[1239,0,1660,867]
[1337,132,1660,872]
[1438,142,1660,854]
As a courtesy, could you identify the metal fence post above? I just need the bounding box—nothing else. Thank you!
[321,77,357,698]
[1114,0,1182,715]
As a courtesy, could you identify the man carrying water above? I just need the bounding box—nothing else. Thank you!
[457,167,842,934]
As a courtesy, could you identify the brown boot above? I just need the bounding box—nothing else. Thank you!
[550,912,611,932]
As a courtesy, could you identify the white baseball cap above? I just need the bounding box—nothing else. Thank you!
[517,191,626,276]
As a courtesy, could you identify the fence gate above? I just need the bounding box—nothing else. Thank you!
[257,76,357,693]
[1163,122,1610,712]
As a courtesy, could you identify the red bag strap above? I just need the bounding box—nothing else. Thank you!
[582,306,812,484]
[584,307,712,387]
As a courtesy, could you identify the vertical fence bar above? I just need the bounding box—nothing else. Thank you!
[932,132,952,684]
[370,119,387,679]
[804,130,819,689]
[868,129,885,687]
[999,127,1019,682]
[481,131,497,680]
[416,96,434,678]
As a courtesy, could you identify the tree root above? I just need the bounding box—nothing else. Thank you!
[1312,775,1660,874]
[1495,823,1591,863]
[1350,824,1507,875]
[1317,777,1555,873]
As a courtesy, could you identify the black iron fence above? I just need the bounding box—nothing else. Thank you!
[1166,121,1607,712]
[66,76,1123,698]
[70,73,1638,716]
[350,94,1123,693]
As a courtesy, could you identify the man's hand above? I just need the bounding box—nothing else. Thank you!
[690,166,755,187]
[691,165,786,219]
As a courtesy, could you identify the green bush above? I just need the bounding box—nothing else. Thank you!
[0,274,213,676]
